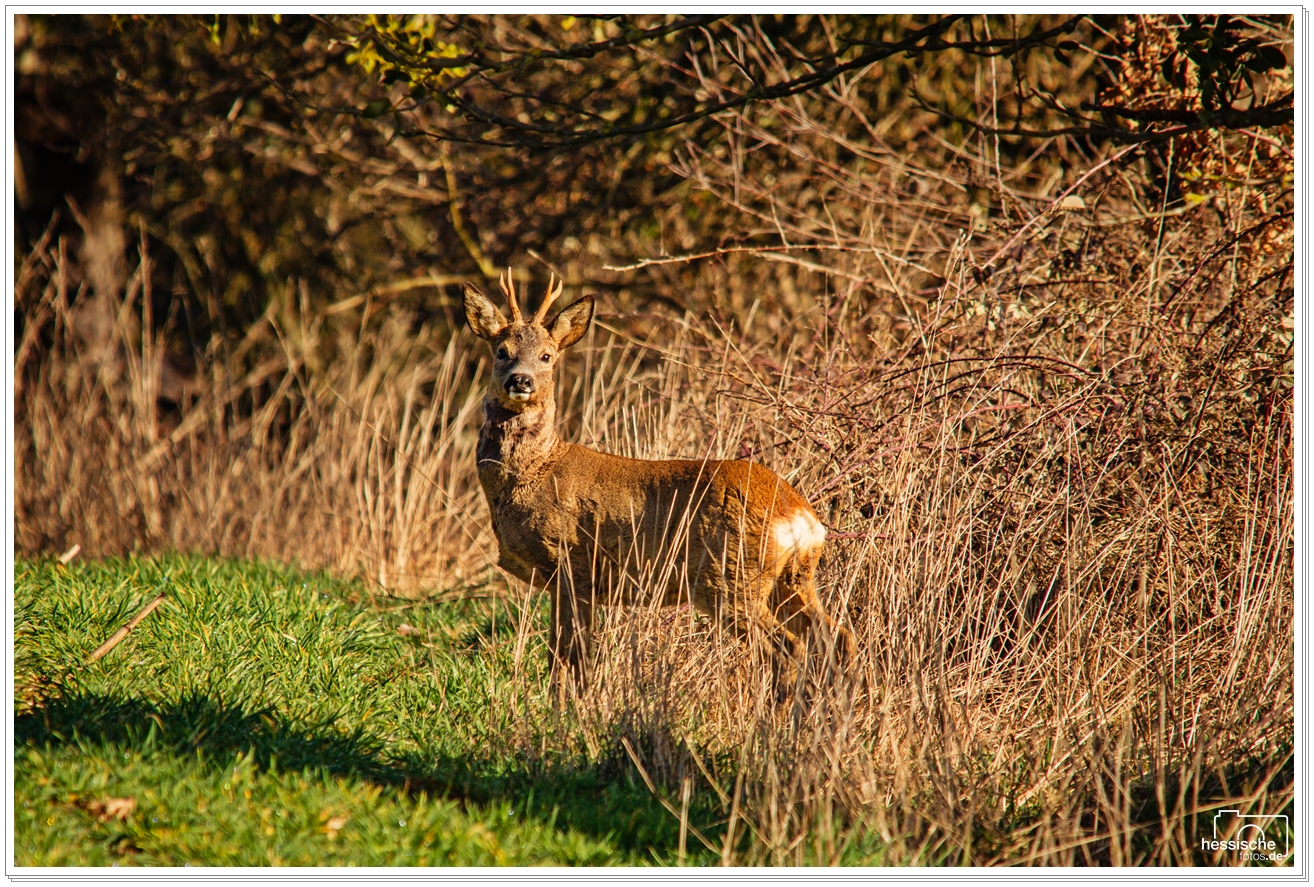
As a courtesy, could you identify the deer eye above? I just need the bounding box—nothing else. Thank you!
[540,353,551,363]
[496,347,509,360]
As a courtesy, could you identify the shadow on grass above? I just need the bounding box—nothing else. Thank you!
[15,689,722,860]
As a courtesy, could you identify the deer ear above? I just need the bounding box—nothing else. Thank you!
[463,283,508,340]
[548,295,594,350]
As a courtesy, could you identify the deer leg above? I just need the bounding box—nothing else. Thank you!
[772,548,855,669]
[699,577,804,701]
[549,571,596,700]
[758,602,805,702]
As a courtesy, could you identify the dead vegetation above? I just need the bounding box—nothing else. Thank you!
[14,13,1292,866]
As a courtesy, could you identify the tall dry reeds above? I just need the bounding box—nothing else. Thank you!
[14,23,1292,857]
[15,220,498,592]
[516,261,1292,863]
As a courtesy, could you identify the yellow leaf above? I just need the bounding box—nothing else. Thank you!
[81,796,136,822]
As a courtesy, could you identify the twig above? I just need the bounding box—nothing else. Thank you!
[981,142,1141,274]
[1160,211,1293,313]
[88,592,167,663]
[604,243,930,274]
[439,140,496,279]
[620,736,719,854]
[826,530,889,541]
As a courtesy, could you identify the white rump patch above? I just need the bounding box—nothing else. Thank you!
[773,510,826,553]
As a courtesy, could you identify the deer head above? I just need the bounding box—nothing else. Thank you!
[463,271,594,411]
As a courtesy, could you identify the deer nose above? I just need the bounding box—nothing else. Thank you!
[506,373,534,396]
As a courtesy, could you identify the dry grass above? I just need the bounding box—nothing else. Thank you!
[15,223,492,591]
[542,254,1292,863]
[15,38,1292,861]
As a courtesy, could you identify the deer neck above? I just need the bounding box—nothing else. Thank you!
[477,395,562,493]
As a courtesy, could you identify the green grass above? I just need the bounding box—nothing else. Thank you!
[13,554,726,866]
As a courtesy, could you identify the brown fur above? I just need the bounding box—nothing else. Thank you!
[463,276,851,695]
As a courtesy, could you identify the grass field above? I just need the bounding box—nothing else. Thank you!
[14,554,773,866]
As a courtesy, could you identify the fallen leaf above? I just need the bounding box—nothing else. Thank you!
[81,796,136,822]
[397,623,418,636]
[322,812,349,839]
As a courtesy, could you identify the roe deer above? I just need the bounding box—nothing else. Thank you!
[463,271,851,697]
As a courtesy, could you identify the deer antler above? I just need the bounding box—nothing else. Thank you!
[534,273,565,324]
[499,268,523,323]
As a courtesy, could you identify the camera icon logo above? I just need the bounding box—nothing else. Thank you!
[1203,809,1290,861]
